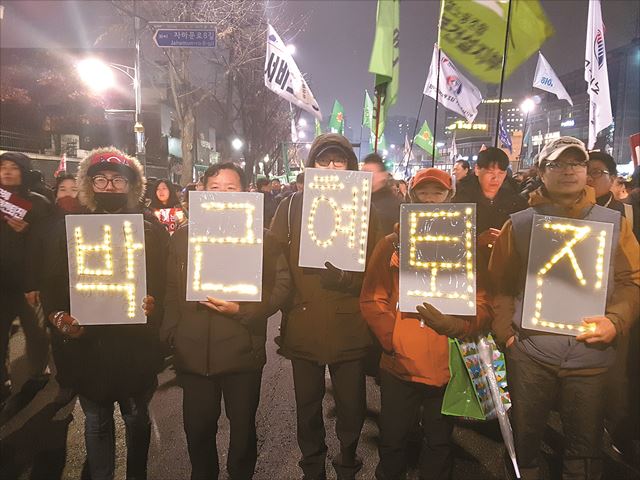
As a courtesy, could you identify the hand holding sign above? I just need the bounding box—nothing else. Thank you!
[199,296,240,315]
[576,316,616,344]
[416,302,468,338]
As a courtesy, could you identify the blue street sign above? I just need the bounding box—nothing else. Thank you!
[153,29,216,48]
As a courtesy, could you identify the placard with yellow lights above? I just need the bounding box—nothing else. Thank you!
[399,203,477,316]
[65,214,147,325]
[299,168,373,272]
[521,214,614,335]
[186,191,264,302]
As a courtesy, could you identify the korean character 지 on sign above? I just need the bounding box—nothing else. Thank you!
[521,215,614,336]
[298,168,373,272]
[399,203,476,316]
[186,191,264,302]
[66,214,147,325]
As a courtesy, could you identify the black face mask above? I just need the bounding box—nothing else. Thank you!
[94,192,128,213]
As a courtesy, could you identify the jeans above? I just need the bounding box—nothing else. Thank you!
[507,343,608,480]
[79,386,155,480]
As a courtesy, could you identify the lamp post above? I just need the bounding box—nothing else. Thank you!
[519,98,536,167]
[77,57,145,168]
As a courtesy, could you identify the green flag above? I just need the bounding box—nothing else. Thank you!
[439,0,554,83]
[362,90,374,129]
[371,131,387,152]
[414,121,437,157]
[368,0,399,138]
[329,100,345,135]
[315,118,322,137]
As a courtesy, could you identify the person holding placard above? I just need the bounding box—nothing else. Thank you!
[148,178,186,234]
[42,148,168,480]
[161,162,291,480]
[270,133,382,480]
[489,137,640,480]
[0,152,51,404]
[360,168,493,480]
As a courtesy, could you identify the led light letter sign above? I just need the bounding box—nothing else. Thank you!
[521,215,614,335]
[186,191,264,301]
[66,214,147,325]
[299,168,373,272]
[399,203,476,316]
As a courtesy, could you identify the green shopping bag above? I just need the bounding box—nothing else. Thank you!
[441,338,485,420]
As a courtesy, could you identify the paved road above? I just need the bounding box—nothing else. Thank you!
[2,314,638,479]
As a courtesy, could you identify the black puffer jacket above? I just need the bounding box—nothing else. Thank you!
[40,209,169,403]
[0,190,50,292]
[161,226,291,376]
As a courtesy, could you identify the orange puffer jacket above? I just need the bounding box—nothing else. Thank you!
[360,233,493,387]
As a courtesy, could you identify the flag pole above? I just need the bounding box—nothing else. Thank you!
[406,94,425,177]
[494,0,514,148]
[374,88,382,153]
[359,91,365,159]
[430,0,446,168]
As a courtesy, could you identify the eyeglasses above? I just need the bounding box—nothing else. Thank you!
[544,161,588,171]
[92,175,128,190]
[315,156,347,168]
[587,168,610,179]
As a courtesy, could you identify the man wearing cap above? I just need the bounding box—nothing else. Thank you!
[0,152,51,403]
[361,168,493,480]
[453,147,528,280]
[489,137,640,479]
[270,133,382,480]
[43,147,168,480]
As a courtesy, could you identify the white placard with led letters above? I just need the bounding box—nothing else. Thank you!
[399,203,477,315]
[521,214,614,335]
[186,191,264,302]
[298,168,373,272]
[66,214,147,325]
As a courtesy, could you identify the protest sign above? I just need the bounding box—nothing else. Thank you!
[299,168,373,272]
[399,203,476,315]
[66,214,147,325]
[153,207,185,234]
[0,187,32,220]
[186,191,263,302]
[521,214,614,335]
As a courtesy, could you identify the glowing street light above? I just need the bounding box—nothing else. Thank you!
[77,58,116,92]
[232,138,244,151]
[286,44,296,55]
[520,98,535,114]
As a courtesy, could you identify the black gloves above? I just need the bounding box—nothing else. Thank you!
[319,262,354,292]
[416,302,468,338]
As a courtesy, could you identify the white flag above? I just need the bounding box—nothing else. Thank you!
[403,134,415,163]
[265,25,322,120]
[423,44,483,123]
[584,0,612,149]
[533,52,573,106]
[449,131,458,162]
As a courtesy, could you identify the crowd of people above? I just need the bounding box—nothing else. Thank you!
[0,132,639,480]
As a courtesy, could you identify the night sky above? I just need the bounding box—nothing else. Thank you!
[2,0,638,131]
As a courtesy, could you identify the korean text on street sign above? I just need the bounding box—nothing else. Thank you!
[153,29,216,48]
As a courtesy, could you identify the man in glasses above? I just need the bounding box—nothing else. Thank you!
[270,133,382,480]
[489,137,640,479]
[42,147,169,480]
[587,151,632,220]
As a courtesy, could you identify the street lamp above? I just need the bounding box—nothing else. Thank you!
[76,57,145,165]
[519,98,536,166]
[232,138,244,151]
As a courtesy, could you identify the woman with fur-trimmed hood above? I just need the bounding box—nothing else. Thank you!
[43,147,168,480]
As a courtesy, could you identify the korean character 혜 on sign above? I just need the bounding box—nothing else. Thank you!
[186,191,264,302]
[521,214,614,335]
[399,203,477,316]
[298,168,373,272]
[66,214,147,325]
